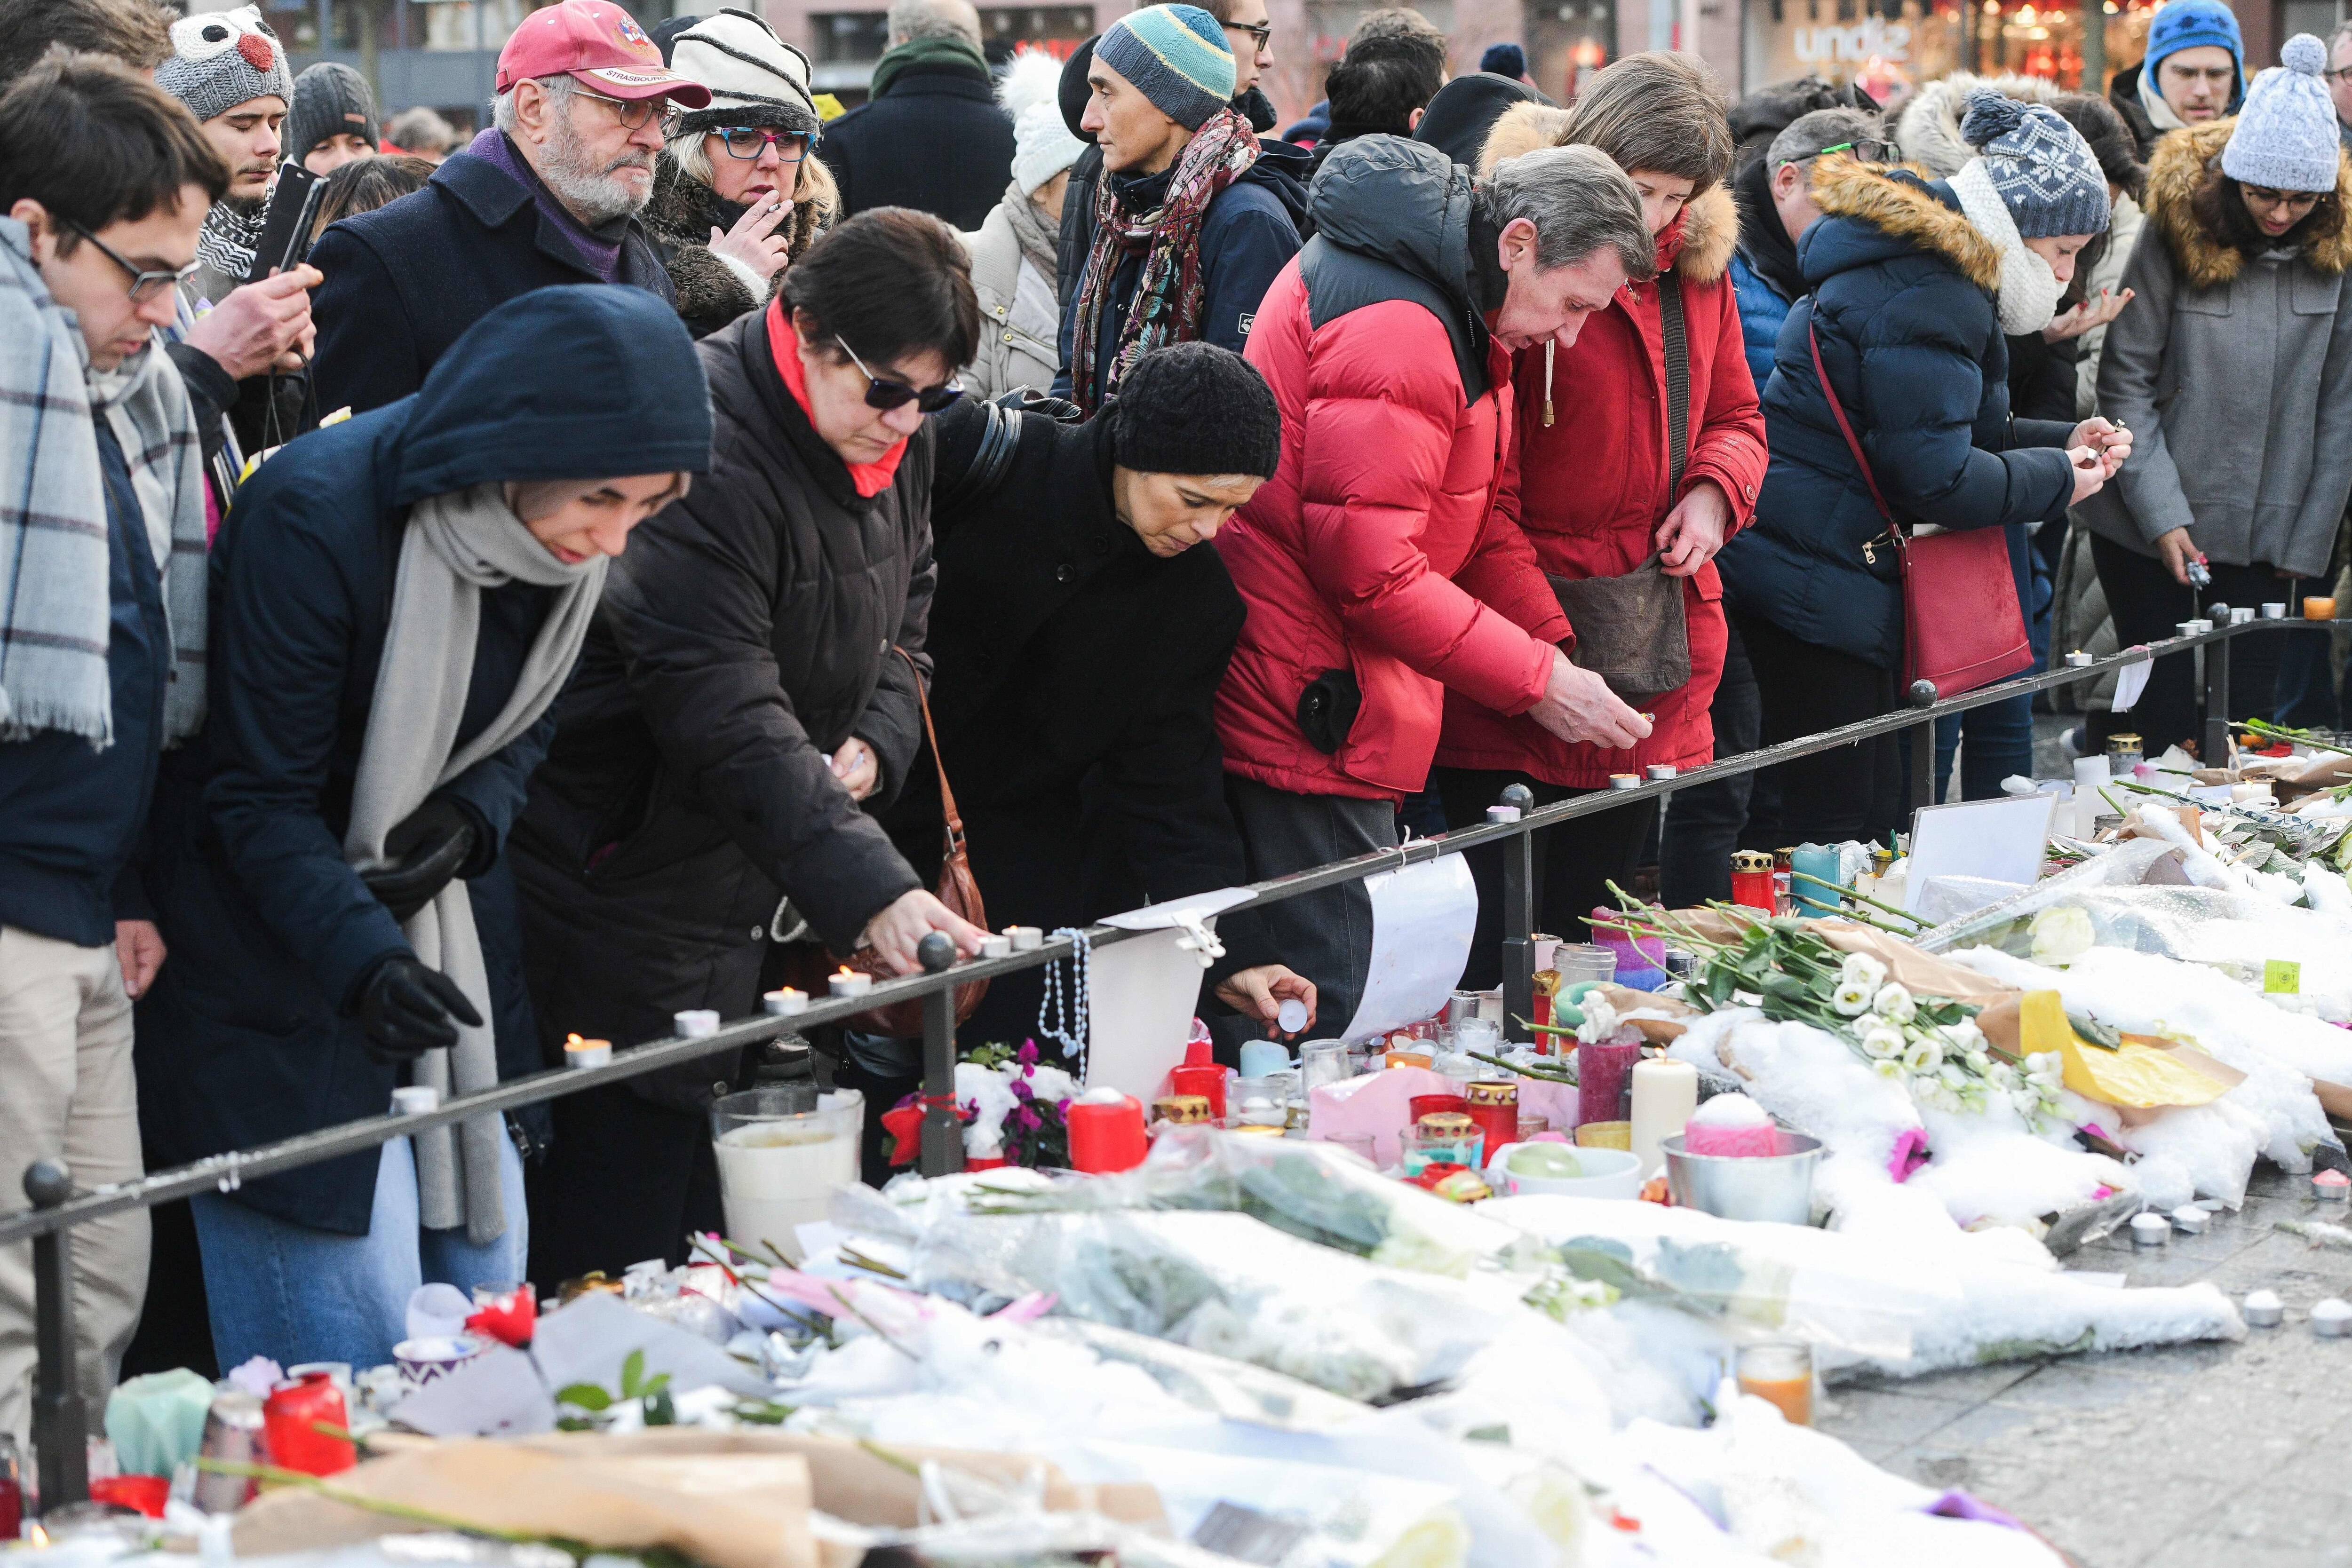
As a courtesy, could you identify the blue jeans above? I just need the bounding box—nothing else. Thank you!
[1933,691,2035,804]
[191,1132,528,1372]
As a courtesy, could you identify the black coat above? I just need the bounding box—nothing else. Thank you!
[513,303,933,1103]
[309,137,675,416]
[134,286,715,1233]
[817,59,1013,231]
[887,400,1263,1045]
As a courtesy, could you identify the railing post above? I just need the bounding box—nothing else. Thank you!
[914,933,965,1177]
[1499,783,1536,1037]
[1902,678,1938,817]
[2202,627,2233,765]
[25,1159,87,1513]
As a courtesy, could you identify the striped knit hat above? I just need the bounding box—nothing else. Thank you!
[1095,5,1234,131]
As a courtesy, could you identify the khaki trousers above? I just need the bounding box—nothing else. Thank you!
[0,926,147,1457]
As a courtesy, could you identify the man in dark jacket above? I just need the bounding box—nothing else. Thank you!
[1056,5,1302,413]
[896,344,1314,1056]
[135,287,711,1373]
[1409,70,1545,168]
[816,0,1012,230]
[308,0,709,414]
[1306,33,1445,188]
[0,52,223,1458]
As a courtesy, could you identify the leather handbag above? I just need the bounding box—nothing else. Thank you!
[780,647,987,1039]
[1544,275,1691,704]
[1807,324,2034,699]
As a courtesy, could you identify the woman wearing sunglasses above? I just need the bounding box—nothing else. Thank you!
[645,9,838,339]
[512,207,986,1283]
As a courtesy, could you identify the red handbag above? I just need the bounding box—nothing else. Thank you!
[1808,325,2035,699]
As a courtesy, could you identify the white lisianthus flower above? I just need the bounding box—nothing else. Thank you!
[2028,904,2097,965]
[1873,982,1916,1024]
[1861,1025,1906,1060]
[1944,1019,1987,1055]
[1988,1060,2017,1089]
[1911,1074,1950,1108]
[1965,1050,1994,1076]
[1902,1036,1943,1074]
[1832,981,1874,1016]
[2026,1051,2063,1077]
[2010,1086,2043,1117]
[1840,953,1888,992]
[1872,1058,1904,1079]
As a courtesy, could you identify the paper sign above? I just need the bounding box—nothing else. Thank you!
[1086,889,1254,1099]
[2266,959,2302,995]
[2110,652,2154,713]
[1341,851,1477,1041]
[1903,793,2057,915]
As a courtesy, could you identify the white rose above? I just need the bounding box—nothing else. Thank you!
[1873,982,1916,1024]
[2028,905,2097,965]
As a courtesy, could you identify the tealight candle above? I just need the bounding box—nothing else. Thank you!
[1645,764,1678,781]
[2262,602,2288,619]
[1005,926,1043,951]
[1485,804,1522,824]
[826,969,872,998]
[1607,773,1642,790]
[2064,649,2093,667]
[674,1008,721,1037]
[1276,997,1309,1033]
[2314,1168,2349,1201]
[2129,1211,2170,1247]
[564,1033,612,1069]
[2230,607,2255,625]
[391,1085,440,1116]
[2169,1205,2207,1234]
[761,988,809,1017]
[2307,597,2337,620]
[2175,621,2201,638]
[2314,1298,2352,1338]
[2244,1289,2284,1327]
[979,934,1012,959]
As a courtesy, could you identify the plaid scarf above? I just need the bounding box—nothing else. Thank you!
[0,218,208,746]
[1068,108,1258,415]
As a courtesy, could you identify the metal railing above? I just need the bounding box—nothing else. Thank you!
[6,613,2336,1508]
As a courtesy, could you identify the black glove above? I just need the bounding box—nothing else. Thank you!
[360,797,478,923]
[355,955,484,1064]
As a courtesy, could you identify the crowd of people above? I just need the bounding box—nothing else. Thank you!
[4,0,2351,1466]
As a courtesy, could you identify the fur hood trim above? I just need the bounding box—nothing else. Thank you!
[1894,72,2066,178]
[1476,100,1740,283]
[2145,117,2352,290]
[1808,152,2003,292]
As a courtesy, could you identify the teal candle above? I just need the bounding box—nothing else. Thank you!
[1238,1038,1293,1079]
[1791,844,1843,916]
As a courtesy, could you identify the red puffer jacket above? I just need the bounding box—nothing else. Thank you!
[1437,127,1766,789]
[1214,139,1568,801]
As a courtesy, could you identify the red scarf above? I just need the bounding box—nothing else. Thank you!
[767,298,906,498]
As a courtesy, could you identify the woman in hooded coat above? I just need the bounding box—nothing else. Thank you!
[2077,35,2352,752]
[644,8,837,339]
[1433,52,1766,979]
[1719,93,2127,845]
[135,286,711,1372]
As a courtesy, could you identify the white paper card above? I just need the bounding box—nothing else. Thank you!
[1341,851,1476,1041]
[1086,925,1209,1100]
[2110,653,2154,713]
[1902,794,2056,913]
[387,1344,555,1437]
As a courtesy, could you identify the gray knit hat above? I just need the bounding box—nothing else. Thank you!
[286,62,378,162]
[1959,90,2111,238]
[2223,33,2341,193]
[157,5,293,124]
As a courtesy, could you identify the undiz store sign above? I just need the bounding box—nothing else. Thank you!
[1792,16,1912,62]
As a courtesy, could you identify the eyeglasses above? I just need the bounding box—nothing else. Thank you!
[2242,185,2321,207]
[65,221,197,304]
[1807,138,1892,163]
[2326,64,2352,83]
[575,86,683,137]
[836,335,962,413]
[1224,19,1271,48]
[716,127,811,162]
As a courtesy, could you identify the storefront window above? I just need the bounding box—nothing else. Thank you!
[1744,0,2151,97]
[1528,0,1617,101]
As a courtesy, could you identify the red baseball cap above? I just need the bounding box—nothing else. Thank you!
[495,0,712,104]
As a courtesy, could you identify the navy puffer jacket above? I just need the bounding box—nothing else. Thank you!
[1722,156,2076,669]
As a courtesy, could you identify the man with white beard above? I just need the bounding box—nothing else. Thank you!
[308,0,709,414]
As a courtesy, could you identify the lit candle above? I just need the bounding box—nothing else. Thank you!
[1005,926,1043,952]
[563,1033,612,1069]
[762,988,809,1017]
[2307,597,2338,620]
[828,968,872,998]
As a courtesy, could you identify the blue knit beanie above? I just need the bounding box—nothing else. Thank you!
[2144,0,2243,92]
[2223,33,2341,192]
[1960,91,2112,238]
[1480,42,1527,79]
[1095,5,1234,131]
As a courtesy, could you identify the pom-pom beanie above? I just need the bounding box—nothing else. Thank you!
[2223,33,2341,193]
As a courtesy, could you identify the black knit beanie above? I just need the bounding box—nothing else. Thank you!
[1112,342,1281,479]
[286,62,376,162]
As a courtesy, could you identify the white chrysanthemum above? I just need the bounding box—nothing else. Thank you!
[1832,981,1874,1016]
[1902,1036,1943,1074]
[1840,952,1888,992]
[1861,1024,1906,1060]
[1873,982,1916,1023]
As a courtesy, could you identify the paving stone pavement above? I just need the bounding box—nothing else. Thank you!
[1817,1165,2352,1568]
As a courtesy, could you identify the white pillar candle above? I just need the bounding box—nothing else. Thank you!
[1629,1058,1698,1179]
[2073,756,2109,787]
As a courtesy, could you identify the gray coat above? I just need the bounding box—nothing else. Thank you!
[2078,119,2352,578]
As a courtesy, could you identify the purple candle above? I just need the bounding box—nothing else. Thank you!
[1576,1039,1643,1126]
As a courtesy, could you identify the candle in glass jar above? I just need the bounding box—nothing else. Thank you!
[1735,1343,1814,1426]
[828,968,872,998]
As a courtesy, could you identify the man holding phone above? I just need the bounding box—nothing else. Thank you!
[156,4,318,493]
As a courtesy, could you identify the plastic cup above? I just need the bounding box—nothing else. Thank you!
[709,1085,862,1265]
[1736,1342,1815,1425]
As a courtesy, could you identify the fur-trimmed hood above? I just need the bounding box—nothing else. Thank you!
[1893,72,2065,178]
[2144,116,2352,290]
[1475,99,1740,282]
[1803,152,2002,293]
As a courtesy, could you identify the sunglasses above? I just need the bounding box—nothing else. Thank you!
[716,127,812,161]
[1225,19,1271,47]
[576,85,683,137]
[66,221,197,304]
[836,336,962,413]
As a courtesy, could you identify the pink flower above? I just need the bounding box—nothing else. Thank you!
[1016,1040,1040,1066]
[1011,1078,1034,1101]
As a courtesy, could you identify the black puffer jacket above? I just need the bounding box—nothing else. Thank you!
[642,154,835,339]
[513,300,933,1103]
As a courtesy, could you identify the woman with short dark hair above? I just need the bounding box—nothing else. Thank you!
[514,206,985,1283]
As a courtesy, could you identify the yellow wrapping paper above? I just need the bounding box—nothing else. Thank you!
[2018,990,2237,1109]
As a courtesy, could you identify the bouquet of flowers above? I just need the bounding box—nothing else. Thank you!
[883,1041,1075,1168]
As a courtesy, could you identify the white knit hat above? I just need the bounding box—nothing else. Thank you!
[668,6,818,137]
[2223,33,2342,193]
[1012,100,1086,196]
